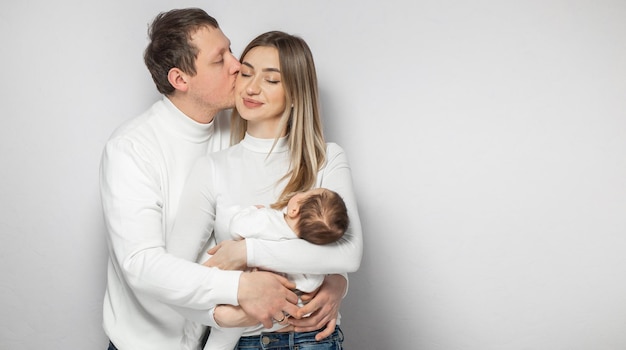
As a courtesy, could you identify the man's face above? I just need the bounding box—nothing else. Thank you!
[186,26,240,115]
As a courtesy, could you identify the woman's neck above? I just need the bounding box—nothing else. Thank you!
[246,120,285,139]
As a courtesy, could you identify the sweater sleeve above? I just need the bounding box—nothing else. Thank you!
[167,157,221,262]
[246,143,363,274]
[100,139,241,320]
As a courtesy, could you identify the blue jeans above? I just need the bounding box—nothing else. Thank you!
[236,327,344,350]
[107,341,118,350]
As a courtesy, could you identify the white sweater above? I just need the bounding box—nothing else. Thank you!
[168,134,363,337]
[99,97,240,350]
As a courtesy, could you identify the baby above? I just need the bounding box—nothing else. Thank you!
[183,187,349,350]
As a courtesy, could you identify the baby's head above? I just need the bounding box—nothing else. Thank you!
[286,188,349,245]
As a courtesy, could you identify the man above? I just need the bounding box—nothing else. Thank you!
[100,8,345,350]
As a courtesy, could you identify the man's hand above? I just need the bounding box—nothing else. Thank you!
[205,239,247,270]
[238,270,300,328]
[289,274,347,341]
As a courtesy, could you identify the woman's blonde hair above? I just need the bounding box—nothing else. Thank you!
[230,31,327,208]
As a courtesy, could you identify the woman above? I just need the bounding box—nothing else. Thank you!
[169,31,362,350]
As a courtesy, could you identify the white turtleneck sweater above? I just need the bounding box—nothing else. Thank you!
[99,97,239,350]
[168,134,363,338]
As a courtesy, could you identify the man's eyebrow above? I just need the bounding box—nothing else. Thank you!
[242,61,281,73]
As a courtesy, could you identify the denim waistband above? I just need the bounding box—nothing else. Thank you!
[236,327,344,349]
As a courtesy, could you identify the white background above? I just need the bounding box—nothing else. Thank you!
[1,1,625,349]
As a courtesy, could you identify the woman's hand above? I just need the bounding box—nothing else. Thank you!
[204,239,248,270]
[288,274,347,341]
[213,305,259,328]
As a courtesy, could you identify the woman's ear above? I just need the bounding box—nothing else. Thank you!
[167,67,189,92]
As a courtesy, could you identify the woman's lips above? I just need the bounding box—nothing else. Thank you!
[242,98,263,108]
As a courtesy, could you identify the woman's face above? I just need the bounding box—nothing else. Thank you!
[235,46,287,138]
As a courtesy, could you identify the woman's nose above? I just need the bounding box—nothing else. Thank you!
[246,79,260,95]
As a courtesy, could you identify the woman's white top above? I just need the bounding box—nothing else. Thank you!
[168,134,363,332]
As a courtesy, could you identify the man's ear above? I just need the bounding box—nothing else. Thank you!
[167,68,189,92]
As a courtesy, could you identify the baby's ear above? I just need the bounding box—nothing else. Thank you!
[286,206,299,218]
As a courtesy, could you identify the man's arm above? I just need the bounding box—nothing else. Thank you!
[204,242,347,338]
[100,139,241,309]
[238,271,300,328]
[168,269,299,329]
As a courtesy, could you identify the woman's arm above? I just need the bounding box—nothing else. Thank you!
[246,143,363,274]
[290,274,347,340]
[202,145,359,335]
[170,157,300,328]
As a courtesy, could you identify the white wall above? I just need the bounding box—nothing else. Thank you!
[1,1,625,349]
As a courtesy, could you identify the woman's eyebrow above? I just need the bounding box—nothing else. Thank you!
[242,61,281,73]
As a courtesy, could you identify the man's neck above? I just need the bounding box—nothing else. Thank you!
[167,95,217,124]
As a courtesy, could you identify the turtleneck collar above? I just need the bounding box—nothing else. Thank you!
[241,133,289,154]
[161,96,215,142]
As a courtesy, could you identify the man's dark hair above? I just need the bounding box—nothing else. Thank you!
[143,8,219,95]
